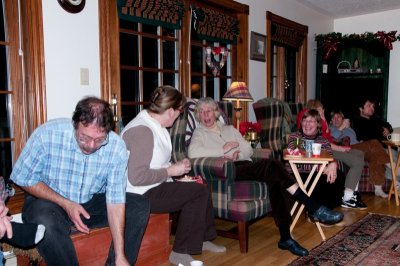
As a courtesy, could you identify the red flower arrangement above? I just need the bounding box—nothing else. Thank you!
[239,122,261,136]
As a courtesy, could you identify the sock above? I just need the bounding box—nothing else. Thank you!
[343,189,354,201]
[374,185,388,198]
[169,251,194,266]
[293,188,320,214]
[35,224,46,243]
[3,222,46,248]
[278,223,291,242]
[375,185,386,193]
[202,241,226,252]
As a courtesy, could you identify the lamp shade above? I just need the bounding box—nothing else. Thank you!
[223,81,253,102]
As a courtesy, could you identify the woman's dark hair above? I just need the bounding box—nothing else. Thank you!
[148,85,186,114]
[299,109,322,135]
[72,96,115,132]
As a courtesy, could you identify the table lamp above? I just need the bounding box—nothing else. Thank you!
[223,81,253,128]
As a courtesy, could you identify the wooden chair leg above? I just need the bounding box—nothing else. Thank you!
[238,221,249,253]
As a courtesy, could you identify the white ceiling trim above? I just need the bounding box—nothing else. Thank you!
[293,0,400,19]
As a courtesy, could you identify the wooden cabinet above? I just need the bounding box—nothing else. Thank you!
[316,40,390,120]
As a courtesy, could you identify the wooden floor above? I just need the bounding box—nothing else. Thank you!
[161,193,400,266]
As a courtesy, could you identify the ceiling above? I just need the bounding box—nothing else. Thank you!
[293,0,400,19]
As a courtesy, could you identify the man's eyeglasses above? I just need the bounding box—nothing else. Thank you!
[75,132,109,147]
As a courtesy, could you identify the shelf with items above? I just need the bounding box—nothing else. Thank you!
[316,34,392,121]
[324,72,384,79]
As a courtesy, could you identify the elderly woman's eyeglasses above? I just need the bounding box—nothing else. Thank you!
[199,109,214,115]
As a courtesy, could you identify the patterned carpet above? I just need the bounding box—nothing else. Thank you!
[289,213,400,265]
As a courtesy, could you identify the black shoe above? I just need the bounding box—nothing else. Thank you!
[309,206,344,225]
[278,239,309,256]
[354,191,367,209]
[341,193,367,210]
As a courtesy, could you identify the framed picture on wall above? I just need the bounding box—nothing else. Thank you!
[250,31,266,62]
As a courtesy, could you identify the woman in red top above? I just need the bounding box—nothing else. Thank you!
[296,100,367,210]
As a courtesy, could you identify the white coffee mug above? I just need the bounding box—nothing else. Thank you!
[312,143,322,157]
[387,133,400,142]
[190,261,204,266]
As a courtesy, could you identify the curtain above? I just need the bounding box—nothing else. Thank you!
[275,46,285,100]
[296,45,305,103]
[271,23,306,49]
[118,0,184,29]
[191,5,239,44]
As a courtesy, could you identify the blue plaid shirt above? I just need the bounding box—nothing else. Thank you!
[11,118,128,204]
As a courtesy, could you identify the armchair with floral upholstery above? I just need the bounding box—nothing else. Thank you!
[169,99,272,253]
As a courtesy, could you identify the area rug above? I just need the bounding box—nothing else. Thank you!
[289,213,400,265]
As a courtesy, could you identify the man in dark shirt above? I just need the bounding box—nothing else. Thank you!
[352,98,395,197]
[352,98,393,141]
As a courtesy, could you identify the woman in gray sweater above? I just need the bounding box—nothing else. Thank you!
[188,97,343,257]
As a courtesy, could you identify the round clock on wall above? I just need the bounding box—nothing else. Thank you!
[58,0,86,14]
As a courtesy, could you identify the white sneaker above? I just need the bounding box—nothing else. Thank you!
[375,186,388,198]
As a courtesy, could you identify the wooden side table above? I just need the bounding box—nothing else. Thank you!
[382,140,400,206]
[283,150,333,241]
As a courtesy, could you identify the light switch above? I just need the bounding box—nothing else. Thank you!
[80,68,89,85]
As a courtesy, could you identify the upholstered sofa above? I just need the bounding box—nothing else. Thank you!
[252,97,390,193]
[169,99,272,253]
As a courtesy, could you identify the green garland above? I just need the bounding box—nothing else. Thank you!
[315,31,400,44]
[315,31,400,60]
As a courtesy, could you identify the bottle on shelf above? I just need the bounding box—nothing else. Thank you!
[353,58,359,69]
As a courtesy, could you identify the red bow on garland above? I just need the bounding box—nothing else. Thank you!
[323,38,340,60]
[375,31,397,50]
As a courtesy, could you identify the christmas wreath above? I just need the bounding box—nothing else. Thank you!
[205,46,228,77]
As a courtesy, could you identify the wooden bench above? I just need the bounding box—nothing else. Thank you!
[12,213,171,265]
[5,191,171,265]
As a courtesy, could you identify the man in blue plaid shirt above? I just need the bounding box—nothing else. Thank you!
[11,96,150,266]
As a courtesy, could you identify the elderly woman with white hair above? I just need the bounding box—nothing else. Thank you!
[121,87,225,266]
[188,97,344,257]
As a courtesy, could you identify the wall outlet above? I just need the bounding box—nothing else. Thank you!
[80,68,89,85]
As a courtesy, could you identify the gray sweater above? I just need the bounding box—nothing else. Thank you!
[188,121,253,161]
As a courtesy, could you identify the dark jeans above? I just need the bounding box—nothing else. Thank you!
[301,171,346,209]
[234,159,297,227]
[22,193,150,266]
[144,182,216,254]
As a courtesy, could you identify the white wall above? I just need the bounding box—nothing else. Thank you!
[42,1,332,122]
[42,1,100,119]
[334,9,400,127]
[237,0,333,121]
[41,1,399,127]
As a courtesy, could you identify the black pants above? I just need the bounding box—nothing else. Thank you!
[234,159,297,227]
[300,170,346,209]
[144,181,217,254]
[22,193,150,266]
